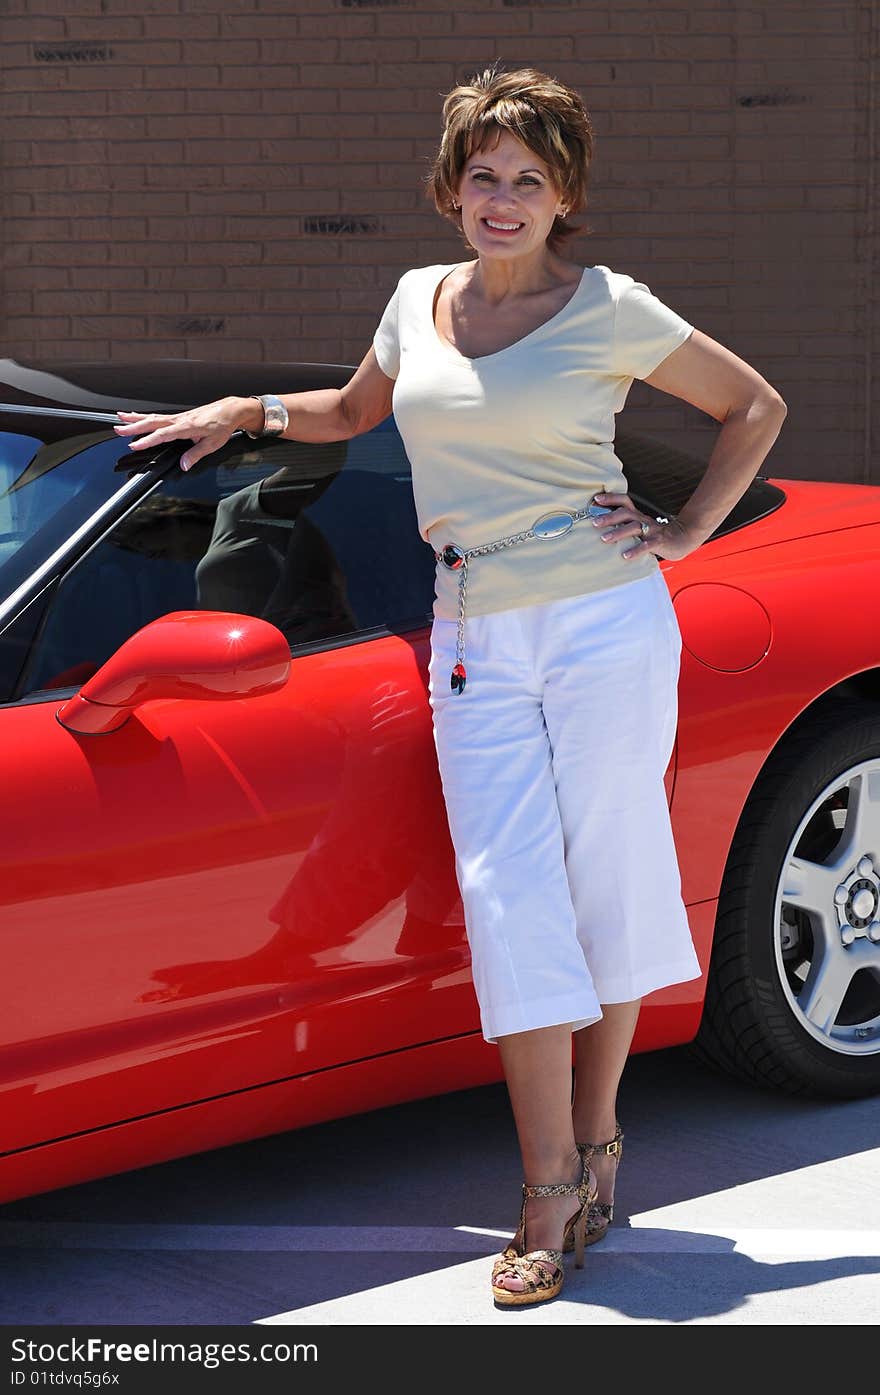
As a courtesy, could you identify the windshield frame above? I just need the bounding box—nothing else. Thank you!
[0,407,170,628]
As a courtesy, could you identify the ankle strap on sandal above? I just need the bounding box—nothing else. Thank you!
[577,1123,624,1158]
[522,1179,584,1199]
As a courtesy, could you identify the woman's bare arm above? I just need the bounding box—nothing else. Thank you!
[640,328,787,546]
[113,345,396,471]
[593,328,787,564]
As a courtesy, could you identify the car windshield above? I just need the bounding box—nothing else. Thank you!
[0,424,134,606]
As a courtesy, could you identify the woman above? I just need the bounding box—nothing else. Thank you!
[115,65,787,1308]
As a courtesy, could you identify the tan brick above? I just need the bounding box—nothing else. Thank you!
[111,339,189,357]
[74,266,147,289]
[32,191,109,216]
[33,241,108,265]
[3,193,33,215]
[75,217,149,241]
[261,87,338,113]
[188,241,264,265]
[185,38,261,63]
[98,0,179,11]
[67,166,142,191]
[419,35,573,62]
[57,65,149,92]
[71,116,146,140]
[69,314,147,337]
[3,265,70,290]
[0,16,65,41]
[147,114,224,139]
[1,290,34,314]
[5,316,71,337]
[63,16,144,39]
[616,9,688,33]
[0,93,34,116]
[2,65,70,92]
[30,140,107,166]
[232,266,305,290]
[145,165,225,189]
[219,13,310,38]
[259,38,340,64]
[31,339,108,358]
[181,290,262,312]
[263,189,341,214]
[108,89,186,114]
[300,13,376,39]
[188,89,258,113]
[5,217,72,241]
[142,65,220,89]
[299,113,377,137]
[377,61,454,87]
[340,86,422,112]
[24,91,110,115]
[33,288,111,315]
[180,138,254,163]
[378,11,452,36]
[245,137,315,162]
[112,291,187,313]
[299,62,377,86]
[340,188,420,212]
[452,10,531,36]
[143,15,221,39]
[267,240,343,265]
[145,266,226,290]
[105,139,184,165]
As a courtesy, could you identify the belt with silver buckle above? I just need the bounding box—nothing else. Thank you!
[433,501,613,695]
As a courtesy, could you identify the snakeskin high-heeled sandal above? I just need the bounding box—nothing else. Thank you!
[491,1152,598,1308]
[563,1123,624,1252]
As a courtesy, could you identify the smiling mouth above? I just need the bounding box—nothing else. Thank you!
[482,218,524,233]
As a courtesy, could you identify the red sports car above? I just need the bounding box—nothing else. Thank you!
[2,358,879,1206]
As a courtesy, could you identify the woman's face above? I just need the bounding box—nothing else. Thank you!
[455,127,565,260]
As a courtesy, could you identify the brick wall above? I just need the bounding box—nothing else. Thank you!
[1,1,877,484]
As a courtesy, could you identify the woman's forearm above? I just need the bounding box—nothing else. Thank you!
[232,389,354,443]
[677,393,788,546]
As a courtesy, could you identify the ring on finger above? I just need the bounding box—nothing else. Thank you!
[639,519,650,539]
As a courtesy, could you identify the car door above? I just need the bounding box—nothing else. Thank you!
[0,419,474,1155]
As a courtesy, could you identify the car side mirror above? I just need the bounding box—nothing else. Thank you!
[55,611,290,735]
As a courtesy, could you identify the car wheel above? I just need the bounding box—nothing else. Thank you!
[695,695,880,1098]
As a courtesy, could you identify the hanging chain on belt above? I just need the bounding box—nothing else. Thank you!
[433,501,612,696]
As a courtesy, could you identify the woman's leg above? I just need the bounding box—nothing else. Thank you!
[571,1000,640,1203]
[494,1021,584,1295]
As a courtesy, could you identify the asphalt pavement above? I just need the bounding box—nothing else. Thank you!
[1,1045,878,1325]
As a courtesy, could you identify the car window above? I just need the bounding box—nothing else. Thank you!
[17,419,436,699]
[614,427,786,537]
[0,426,133,606]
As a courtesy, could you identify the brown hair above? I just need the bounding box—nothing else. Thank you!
[427,63,595,253]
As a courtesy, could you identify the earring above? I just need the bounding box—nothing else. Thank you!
[453,201,460,210]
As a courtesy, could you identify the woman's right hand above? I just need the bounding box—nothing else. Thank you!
[112,396,256,472]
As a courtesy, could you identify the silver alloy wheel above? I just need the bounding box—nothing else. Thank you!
[774,758,880,1055]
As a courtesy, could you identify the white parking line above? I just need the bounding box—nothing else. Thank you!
[1,1220,878,1259]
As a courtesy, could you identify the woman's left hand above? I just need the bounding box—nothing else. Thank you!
[592,492,700,563]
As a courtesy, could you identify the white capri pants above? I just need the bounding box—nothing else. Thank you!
[427,567,702,1044]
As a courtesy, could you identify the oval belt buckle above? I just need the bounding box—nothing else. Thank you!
[439,543,466,570]
[532,509,575,539]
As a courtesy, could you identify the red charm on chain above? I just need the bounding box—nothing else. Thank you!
[450,662,467,695]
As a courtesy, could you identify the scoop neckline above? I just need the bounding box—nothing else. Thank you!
[429,260,589,366]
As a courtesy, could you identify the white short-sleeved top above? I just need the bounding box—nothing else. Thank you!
[372,260,695,621]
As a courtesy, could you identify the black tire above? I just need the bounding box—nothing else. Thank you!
[693,695,880,1099]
